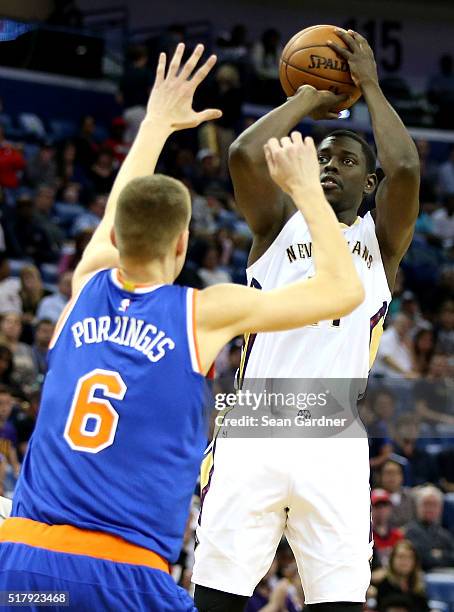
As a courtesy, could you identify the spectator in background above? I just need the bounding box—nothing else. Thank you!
[431,194,454,248]
[72,194,106,235]
[387,270,405,321]
[202,64,243,177]
[358,396,392,480]
[412,328,435,377]
[392,414,438,487]
[374,313,418,379]
[372,489,405,568]
[24,142,57,189]
[435,299,454,354]
[416,140,439,206]
[428,55,454,129]
[0,386,21,493]
[56,141,86,192]
[375,540,429,612]
[373,389,397,440]
[197,243,232,287]
[0,345,25,400]
[0,254,21,316]
[103,118,130,165]
[406,485,454,571]
[33,185,64,259]
[216,24,250,72]
[380,460,416,529]
[0,313,37,396]
[414,353,454,427]
[214,338,242,394]
[31,319,54,379]
[194,149,229,197]
[438,447,454,493]
[251,29,283,105]
[58,229,93,274]
[438,146,454,196]
[87,150,116,196]
[19,265,49,327]
[36,272,72,324]
[14,389,40,462]
[119,45,152,142]
[0,126,25,192]
[399,291,426,327]
[74,116,99,169]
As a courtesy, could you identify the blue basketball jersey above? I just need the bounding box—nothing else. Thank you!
[13,269,209,563]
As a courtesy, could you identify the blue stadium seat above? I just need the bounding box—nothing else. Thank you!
[425,573,454,604]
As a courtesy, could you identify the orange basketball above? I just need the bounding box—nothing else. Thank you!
[279,25,361,111]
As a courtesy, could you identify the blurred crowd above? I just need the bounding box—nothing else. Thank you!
[0,30,453,612]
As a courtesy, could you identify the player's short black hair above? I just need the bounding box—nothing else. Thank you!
[324,129,377,174]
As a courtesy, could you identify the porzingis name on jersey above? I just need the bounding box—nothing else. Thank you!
[71,315,175,362]
[286,239,374,268]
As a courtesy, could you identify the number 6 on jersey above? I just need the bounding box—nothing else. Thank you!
[64,369,127,453]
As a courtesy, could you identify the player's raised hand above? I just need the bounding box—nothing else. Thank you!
[264,132,322,196]
[293,84,348,120]
[146,43,222,130]
[327,29,378,90]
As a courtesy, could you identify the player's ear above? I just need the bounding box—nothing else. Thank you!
[176,229,189,257]
[364,172,378,195]
[110,227,117,248]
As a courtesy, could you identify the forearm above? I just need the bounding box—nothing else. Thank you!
[232,93,314,163]
[363,81,419,174]
[102,119,173,229]
[291,185,360,286]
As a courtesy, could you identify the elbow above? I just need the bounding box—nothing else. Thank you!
[394,156,420,178]
[228,139,256,168]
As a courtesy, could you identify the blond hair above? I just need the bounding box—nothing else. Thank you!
[115,174,190,260]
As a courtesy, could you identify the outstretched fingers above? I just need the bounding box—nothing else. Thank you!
[167,42,185,78]
[153,52,166,87]
[179,43,204,80]
[191,53,218,87]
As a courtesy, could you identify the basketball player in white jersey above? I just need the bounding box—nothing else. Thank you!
[193,30,420,612]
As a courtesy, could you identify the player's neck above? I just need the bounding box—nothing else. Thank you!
[336,210,358,227]
[117,257,174,287]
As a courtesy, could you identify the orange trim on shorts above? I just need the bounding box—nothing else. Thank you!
[0,518,169,573]
[192,289,203,373]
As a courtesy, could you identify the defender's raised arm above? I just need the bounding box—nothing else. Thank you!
[72,43,221,294]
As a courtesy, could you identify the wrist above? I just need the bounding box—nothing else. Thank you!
[360,78,381,96]
[287,89,318,116]
[140,117,174,137]
[288,183,325,203]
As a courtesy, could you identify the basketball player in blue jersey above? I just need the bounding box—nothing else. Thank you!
[193,30,420,612]
[0,43,365,611]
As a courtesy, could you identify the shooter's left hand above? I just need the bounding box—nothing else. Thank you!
[327,29,379,90]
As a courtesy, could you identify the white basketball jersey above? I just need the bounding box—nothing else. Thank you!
[240,211,392,381]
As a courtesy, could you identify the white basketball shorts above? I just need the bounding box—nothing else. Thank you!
[192,437,372,604]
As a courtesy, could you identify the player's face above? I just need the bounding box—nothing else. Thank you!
[317,136,373,216]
